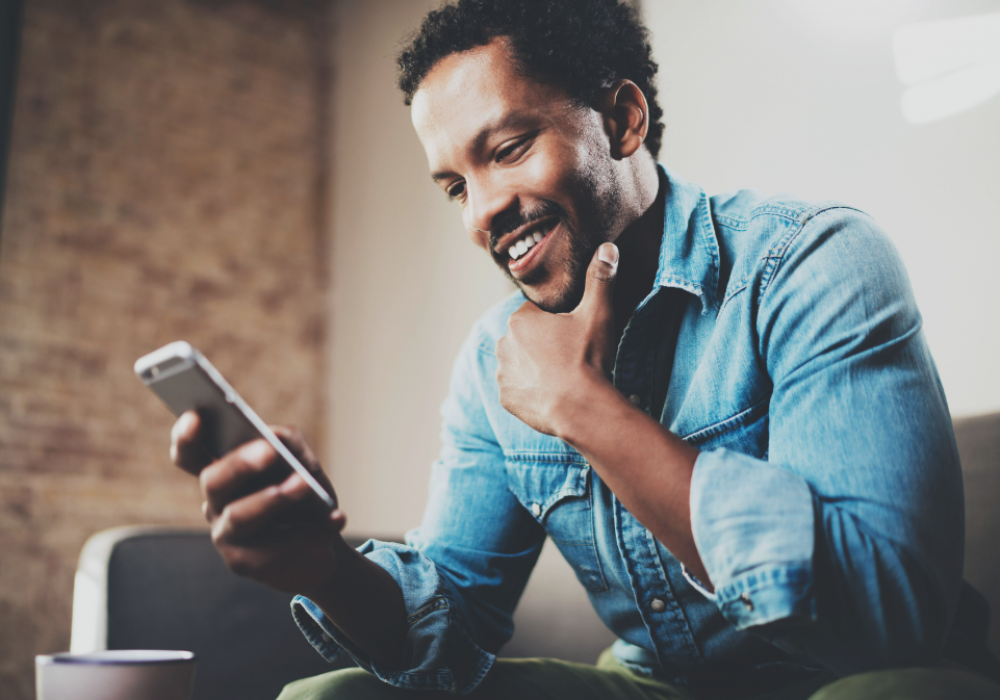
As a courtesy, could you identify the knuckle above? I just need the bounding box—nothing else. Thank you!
[224,549,253,578]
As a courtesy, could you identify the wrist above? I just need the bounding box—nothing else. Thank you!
[552,371,630,446]
[299,534,357,607]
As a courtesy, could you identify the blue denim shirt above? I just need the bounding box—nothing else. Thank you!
[291,167,964,695]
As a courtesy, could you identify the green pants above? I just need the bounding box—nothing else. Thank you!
[277,648,1000,700]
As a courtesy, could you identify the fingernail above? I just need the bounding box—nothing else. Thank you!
[598,243,618,264]
[243,440,271,465]
[172,411,196,441]
[280,475,302,494]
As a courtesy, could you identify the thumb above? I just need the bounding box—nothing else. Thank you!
[576,242,618,320]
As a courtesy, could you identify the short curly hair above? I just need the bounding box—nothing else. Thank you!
[397,0,664,158]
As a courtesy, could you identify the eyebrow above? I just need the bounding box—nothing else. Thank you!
[430,112,537,183]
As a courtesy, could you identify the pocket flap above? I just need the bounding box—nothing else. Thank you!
[504,456,589,522]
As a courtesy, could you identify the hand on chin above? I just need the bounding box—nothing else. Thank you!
[495,243,619,436]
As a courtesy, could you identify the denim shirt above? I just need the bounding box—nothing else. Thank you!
[291,167,964,695]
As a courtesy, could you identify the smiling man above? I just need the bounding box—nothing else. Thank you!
[170,1,1000,699]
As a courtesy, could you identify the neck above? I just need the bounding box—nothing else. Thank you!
[611,163,665,339]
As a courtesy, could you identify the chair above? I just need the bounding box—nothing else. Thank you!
[954,411,1000,655]
[70,526,355,700]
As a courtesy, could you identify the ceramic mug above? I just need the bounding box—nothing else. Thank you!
[36,650,196,700]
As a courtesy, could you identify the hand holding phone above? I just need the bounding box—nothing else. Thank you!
[136,341,336,511]
[137,341,348,596]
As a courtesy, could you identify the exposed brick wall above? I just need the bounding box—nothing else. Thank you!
[0,1,331,696]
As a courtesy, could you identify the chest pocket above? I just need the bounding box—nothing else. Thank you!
[678,395,770,459]
[505,457,609,593]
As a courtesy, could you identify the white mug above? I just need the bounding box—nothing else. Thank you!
[36,650,196,700]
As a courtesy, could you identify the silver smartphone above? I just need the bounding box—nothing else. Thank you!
[135,341,336,511]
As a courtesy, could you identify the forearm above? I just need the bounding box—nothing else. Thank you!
[306,537,409,668]
[554,375,711,588]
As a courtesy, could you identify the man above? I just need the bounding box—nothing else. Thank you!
[172,1,1000,698]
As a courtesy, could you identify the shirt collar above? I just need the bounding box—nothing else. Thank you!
[652,165,720,315]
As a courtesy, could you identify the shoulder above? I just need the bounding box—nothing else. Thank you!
[712,188,874,247]
[710,188,893,305]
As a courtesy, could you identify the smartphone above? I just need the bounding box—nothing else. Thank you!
[134,341,336,511]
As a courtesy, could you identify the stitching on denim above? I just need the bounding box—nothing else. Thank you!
[504,452,587,464]
[698,189,721,311]
[713,212,748,230]
[681,394,769,442]
[406,596,448,625]
[503,461,590,513]
[759,205,874,298]
[717,563,812,602]
[719,280,749,312]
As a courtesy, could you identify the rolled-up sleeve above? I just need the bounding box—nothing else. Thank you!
[689,208,965,673]
[293,317,545,695]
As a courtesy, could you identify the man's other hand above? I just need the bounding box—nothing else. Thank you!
[170,411,347,597]
[496,242,619,436]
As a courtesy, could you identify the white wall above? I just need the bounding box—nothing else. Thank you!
[644,0,1000,417]
[326,0,512,537]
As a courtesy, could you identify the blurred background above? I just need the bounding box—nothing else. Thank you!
[0,0,997,697]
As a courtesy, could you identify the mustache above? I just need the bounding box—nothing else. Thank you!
[489,202,565,252]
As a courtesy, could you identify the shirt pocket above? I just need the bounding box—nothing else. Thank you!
[680,395,770,458]
[504,455,609,593]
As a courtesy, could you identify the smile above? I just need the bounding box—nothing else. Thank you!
[500,220,558,274]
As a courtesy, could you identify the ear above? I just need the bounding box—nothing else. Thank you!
[599,80,649,160]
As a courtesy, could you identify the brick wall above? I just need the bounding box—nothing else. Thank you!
[0,1,331,696]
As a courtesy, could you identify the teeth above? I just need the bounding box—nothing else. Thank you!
[506,226,549,260]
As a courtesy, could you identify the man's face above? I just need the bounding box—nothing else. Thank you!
[411,38,623,313]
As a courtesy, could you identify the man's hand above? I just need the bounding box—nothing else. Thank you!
[170,411,348,597]
[496,242,619,436]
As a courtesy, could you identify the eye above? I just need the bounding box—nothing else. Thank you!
[495,137,531,164]
[446,181,466,201]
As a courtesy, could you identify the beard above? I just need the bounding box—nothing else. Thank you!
[489,159,624,314]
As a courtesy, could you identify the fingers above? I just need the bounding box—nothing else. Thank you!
[171,411,215,476]
[271,425,321,473]
[211,471,347,549]
[200,438,282,517]
[272,424,338,506]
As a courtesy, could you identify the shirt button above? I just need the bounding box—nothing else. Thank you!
[531,503,542,518]
[628,394,642,406]
[740,592,754,611]
[650,598,666,612]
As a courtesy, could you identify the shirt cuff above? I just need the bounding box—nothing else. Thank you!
[291,540,495,695]
[690,448,817,629]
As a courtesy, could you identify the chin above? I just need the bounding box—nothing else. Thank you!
[518,277,585,314]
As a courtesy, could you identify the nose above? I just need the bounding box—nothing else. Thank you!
[464,175,518,249]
